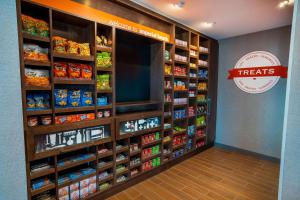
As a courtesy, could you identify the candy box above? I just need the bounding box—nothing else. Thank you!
[80,179,89,188]
[58,186,69,197]
[88,183,96,194]
[89,176,96,184]
[70,183,79,192]
[70,190,79,200]
[59,195,70,200]
[79,186,89,199]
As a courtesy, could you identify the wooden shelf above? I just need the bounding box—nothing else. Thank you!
[30,168,55,180]
[116,146,129,153]
[97,67,112,72]
[195,135,206,140]
[116,168,129,176]
[116,158,129,165]
[173,103,188,107]
[189,55,198,59]
[174,60,188,65]
[173,130,187,136]
[98,150,113,159]
[199,51,209,55]
[130,149,141,156]
[142,153,161,162]
[165,60,173,64]
[28,118,112,135]
[164,74,173,78]
[175,45,189,51]
[98,174,114,184]
[26,109,52,116]
[173,143,186,150]
[173,117,187,122]
[130,162,141,169]
[174,89,188,93]
[24,85,51,91]
[24,60,51,67]
[58,172,96,189]
[119,127,162,139]
[57,155,96,172]
[98,162,114,172]
[198,65,208,69]
[97,89,113,93]
[141,139,161,148]
[53,78,95,85]
[174,75,188,79]
[31,183,56,196]
[96,104,113,109]
[116,101,161,108]
[23,32,50,42]
[96,46,112,52]
[53,52,94,61]
[55,106,95,114]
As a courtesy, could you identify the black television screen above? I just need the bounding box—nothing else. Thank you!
[116,30,151,103]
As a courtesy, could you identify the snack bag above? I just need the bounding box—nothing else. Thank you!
[81,64,92,79]
[68,90,81,107]
[80,179,89,188]
[26,94,35,109]
[102,52,112,67]
[34,93,50,109]
[96,52,104,67]
[70,183,79,192]
[35,19,49,38]
[68,63,81,79]
[78,43,91,56]
[58,186,69,197]
[79,187,89,199]
[53,62,67,78]
[25,68,50,87]
[53,36,67,53]
[96,74,110,90]
[67,115,78,123]
[88,183,96,194]
[54,89,68,107]
[70,190,79,200]
[23,44,39,61]
[67,40,79,54]
[21,15,36,35]
[81,90,93,106]
[55,115,67,124]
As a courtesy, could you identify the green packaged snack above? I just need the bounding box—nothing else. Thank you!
[156,157,160,166]
[152,158,157,167]
[155,132,160,140]
[97,74,110,90]
[96,52,112,68]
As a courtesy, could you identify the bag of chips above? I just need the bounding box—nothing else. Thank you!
[25,68,50,87]
[23,44,49,62]
[53,62,67,78]
[34,93,50,109]
[54,89,68,107]
[53,36,67,53]
[68,90,81,107]
[35,19,49,38]
[81,90,93,106]
[67,40,79,54]
[21,15,36,35]
[78,43,91,56]
[81,64,92,79]
[96,74,110,90]
[68,63,81,79]
[26,94,35,109]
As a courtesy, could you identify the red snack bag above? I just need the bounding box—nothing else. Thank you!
[53,62,67,78]
[55,116,67,124]
[81,64,92,79]
[68,63,81,79]
[67,115,78,123]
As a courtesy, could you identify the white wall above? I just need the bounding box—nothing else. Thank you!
[0,0,27,199]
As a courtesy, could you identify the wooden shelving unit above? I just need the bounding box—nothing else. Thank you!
[17,1,215,199]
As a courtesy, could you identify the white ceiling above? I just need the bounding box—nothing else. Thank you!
[131,0,294,39]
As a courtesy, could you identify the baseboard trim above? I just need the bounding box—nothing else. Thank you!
[214,143,280,163]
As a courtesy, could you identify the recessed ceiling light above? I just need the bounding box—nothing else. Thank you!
[172,0,185,9]
[279,0,294,8]
[200,22,216,28]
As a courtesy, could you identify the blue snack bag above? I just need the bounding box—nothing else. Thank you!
[68,89,81,107]
[54,89,68,107]
[81,90,93,106]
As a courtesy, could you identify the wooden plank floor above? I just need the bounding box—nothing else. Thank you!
[107,147,280,200]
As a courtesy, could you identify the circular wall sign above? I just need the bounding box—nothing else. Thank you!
[233,51,281,94]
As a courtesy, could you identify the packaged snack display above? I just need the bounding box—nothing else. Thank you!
[26,93,50,110]
[96,35,112,47]
[53,62,67,78]
[53,36,67,53]
[31,177,52,190]
[68,90,81,107]
[23,44,49,62]
[52,36,91,56]
[164,50,170,61]
[68,63,81,79]
[164,64,172,75]
[58,186,69,197]
[41,115,52,125]
[25,68,50,87]
[96,52,112,67]
[28,117,38,127]
[78,43,91,56]
[67,40,79,54]
[79,187,89,199]
[81,64,92,79]
[54,89,68,107]
[21,14,49,37]
[96,74,110,90]
[97,96,108,106]
[70,190,79,200]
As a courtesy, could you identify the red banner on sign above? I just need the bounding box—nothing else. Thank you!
[227,66,288,79]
